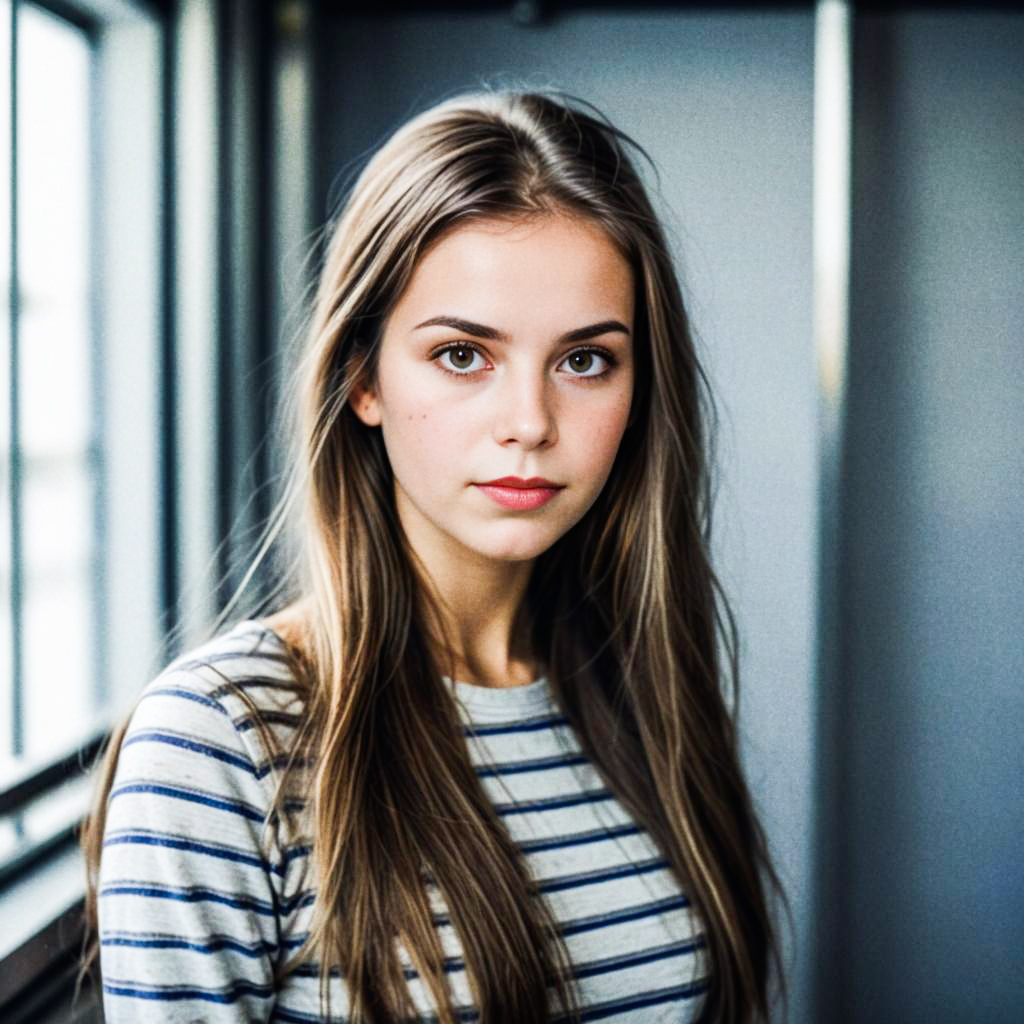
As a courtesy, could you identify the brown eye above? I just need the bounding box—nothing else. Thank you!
[449,346,476,370]
[561,349,611,378]
[437,344,485,375]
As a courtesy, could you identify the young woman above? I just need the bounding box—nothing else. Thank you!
[83,89,783,1023]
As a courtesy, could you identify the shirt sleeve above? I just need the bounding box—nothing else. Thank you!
[97,666,283,1022]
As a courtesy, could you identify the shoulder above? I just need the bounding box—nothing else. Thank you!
[157,619,304,724]
[116,620,306,798]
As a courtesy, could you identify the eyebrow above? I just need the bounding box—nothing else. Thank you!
[412,315,631,345]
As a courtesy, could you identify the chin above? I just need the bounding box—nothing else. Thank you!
[472,525,563,563]
[474,543,549,564]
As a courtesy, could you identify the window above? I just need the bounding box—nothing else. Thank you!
[2,2,102,773]
[1,0,166,799]
[0,4,165,1010]
[0,0,297,1011]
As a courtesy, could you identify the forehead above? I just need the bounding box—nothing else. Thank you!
[387,213,634,332]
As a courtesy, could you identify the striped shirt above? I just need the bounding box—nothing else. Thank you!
[98,620,708,1021]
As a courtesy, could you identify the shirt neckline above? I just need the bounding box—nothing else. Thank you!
[443,674,555,720]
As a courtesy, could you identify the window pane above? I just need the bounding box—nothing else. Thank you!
[21,460,96,756]
[16,3,95,761]
[17,4,89,301]
[19,298,91,456]
[22,460,93,577]
[22,573,94,759]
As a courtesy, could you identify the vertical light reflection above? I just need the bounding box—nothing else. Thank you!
[811,1,852,1016]
[269,0,313,488]
[814,0,851,418]
[174,0,220,644]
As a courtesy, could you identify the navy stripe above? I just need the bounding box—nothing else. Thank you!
[281,843,312,865]
[429,893,688,935]
[571,936,706,981]
[248,932,308,956]
[121,730,255,775]
[405,935,704,987]
[494,788,613,817]
[474,751,589,778]
[100,882,277,916]
[144,686,227,713]
[273,1007,340,1023]
[102,977,274,1005]
[123,723,306,781]
[536,856,669,894]
[104,831,272,873]
[101,932,278,958]
[109,781,265,823]
[277,890,317,916]
[559,895,691,938]
[102,882,316,917]
[226,675,301,694]
[104,829,311,877]
[401,857,666,900]
[563,977,712,1022]
[462,715,569,737]
[518,821,642,853]
[252,754,309,781]
[236,709,302,732]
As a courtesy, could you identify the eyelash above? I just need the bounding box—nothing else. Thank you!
[431,342,619,380]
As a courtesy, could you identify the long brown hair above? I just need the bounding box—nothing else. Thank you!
[83,89,783,1022]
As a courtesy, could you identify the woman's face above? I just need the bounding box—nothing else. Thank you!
[351,212,635,568]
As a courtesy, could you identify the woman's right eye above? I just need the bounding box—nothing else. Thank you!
[436,344,487,375]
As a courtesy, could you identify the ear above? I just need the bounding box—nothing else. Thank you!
[349,376,382,427]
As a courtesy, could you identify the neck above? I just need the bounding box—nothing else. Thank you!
[411,544,539,689]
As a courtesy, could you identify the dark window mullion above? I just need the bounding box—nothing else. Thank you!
[159,8,178,661]
[215,0,233,614]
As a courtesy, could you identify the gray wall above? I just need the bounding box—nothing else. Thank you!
[315,10,818,1021]
[307,7,1024,1021]
[831,12,1024,1023]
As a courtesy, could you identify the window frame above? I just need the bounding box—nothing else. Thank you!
[0,0,291,1014]
[5,0,104,770]
[0,0,169,1016]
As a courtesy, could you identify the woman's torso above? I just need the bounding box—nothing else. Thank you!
[98,620,708,1022]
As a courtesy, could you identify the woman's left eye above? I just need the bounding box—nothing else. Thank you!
[560,349,613,378]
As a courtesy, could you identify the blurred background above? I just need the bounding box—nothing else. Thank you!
[0,0,1020,1021]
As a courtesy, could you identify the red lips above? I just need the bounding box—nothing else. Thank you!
[474,477,564,510]
[478,476,562,488]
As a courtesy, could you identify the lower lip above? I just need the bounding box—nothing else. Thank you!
[474,485,562,510]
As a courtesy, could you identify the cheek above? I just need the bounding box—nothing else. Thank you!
[570,391,633,470]
[379,388,464,471]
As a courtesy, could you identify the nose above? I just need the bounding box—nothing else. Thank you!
[491,366,557,449]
